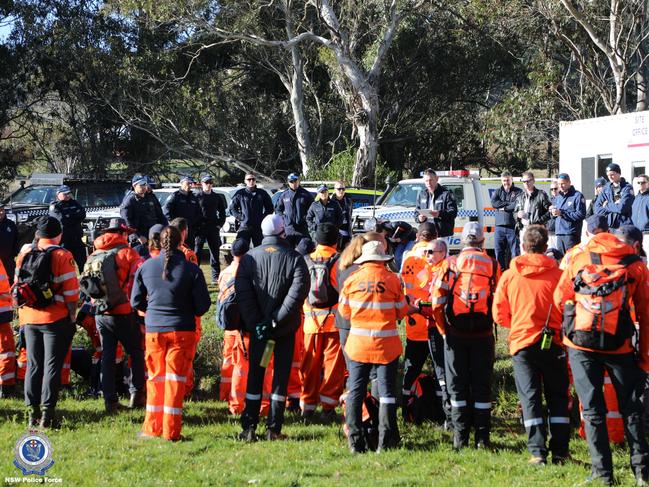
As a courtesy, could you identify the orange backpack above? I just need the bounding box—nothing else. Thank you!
[563,252,640,351]
[445,251,497,333]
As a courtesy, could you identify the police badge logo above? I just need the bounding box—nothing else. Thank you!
[13,431,54,475]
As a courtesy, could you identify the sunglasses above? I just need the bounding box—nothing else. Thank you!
[550,187,558,191]
[425,249,444,255]
[521,179,533,183]
[245,178,256,181]
[335,187,346,191]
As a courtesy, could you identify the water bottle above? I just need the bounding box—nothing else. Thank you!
[260,339,275,368]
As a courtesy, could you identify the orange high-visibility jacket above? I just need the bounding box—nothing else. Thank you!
[339,262,407,364]
[400,250,432,341]
[17,240,79,325]
[553,232,649,369]
[303,244,339,334]
[180,245,198,265]
[492,253,563,355]
[0,259,11,324]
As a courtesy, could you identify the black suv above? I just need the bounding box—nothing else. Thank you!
[2,173,130,247]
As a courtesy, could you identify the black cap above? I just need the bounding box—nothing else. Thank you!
[587,215,609,234]
[35,216,62,239]
[417,221,438,238]
[296,237,316,256]
[314,222,338,246]
[104,217,136,234]
[231,238,249,257]
[606,163,621,174]
[614,225,643,244]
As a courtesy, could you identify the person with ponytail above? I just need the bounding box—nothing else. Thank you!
[131,225,211,441]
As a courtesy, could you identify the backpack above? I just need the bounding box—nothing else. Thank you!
[445,251,497,333]
[12,245,59,309]
[563,252,640,351]
[305,253,339,308]
[404,374,445,425]
[79,246,128,314]
[216,276,241,331]
[341,391,379,452]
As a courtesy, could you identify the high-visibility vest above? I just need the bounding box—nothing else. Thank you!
[401,253,432,341]
[0,260,12,325]
[339,262,407,364]
[303,245,339,334]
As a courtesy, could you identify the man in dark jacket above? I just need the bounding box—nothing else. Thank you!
[514,171,551,247]
[547,180,559,250]
[120,175,167,246]
[163,176,201,247]
[586,178,607,219]
[594,163,634,230]
[0,204,19,283]
[235,213,310,441]
[275,173,314,247]
[49,185,87,270]
[551,173,586,254]
[228,173,274,247]
[415,168,458,238]
[332,181,353,249]
[306,185,343,236]
[632,173,649,256]
[490,171,523,271]
[194,175,226,283]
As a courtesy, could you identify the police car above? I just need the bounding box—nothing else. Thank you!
[352,171,553,252]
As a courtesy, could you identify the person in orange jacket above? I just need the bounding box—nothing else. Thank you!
[15,216,79,428]
[131,225,210,441]
[0,258,16,398]
[429,222,500,450]
[554,215,649,485]
[300,223,345,422]
[339,240,409,453]
[89,218,146,413]
[492,224,570,465]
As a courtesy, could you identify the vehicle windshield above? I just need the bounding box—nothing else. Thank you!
[7,183,130,207]
[381,183,424,207]
[8,187,58,205]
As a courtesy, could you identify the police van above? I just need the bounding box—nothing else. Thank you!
[352,171,553,252]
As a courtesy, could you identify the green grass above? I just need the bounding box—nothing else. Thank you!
[0,266,643,485]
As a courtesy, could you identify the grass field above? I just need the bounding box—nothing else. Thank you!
[0,272,644,486]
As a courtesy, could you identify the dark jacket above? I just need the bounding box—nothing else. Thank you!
[163,189,201,230]
[334,194,353,236]
[197,190,226,229]
[235,236,309,338]
[0,217,19,273]
[491,185,523,227]
[554,186,586,236]
[228,187,273,230]
[49,198,86,242]
[333,262,358,330]
[131,250,210,333]
[275,186,314,237]
[415,184,458,238]
[120,191,167,239]
[547,195,556,234]
[633,191,649,232]
[514,188,551,230]
[306,199,343,234]
[595,178,634,229]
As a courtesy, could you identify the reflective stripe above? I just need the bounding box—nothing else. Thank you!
[223,358,232,365]
[320,394,338,405]
[607,412,623,419]
[300,401,316,411]
[438,380,446,387]
[604,377,612,385]
[220,377,232,383]
[346,299,406,310]
[474,402,491,409]
[17,362,26,368]
[524,417,544,427]
[349,327,399,338]
[53,272,76,283]
[291,362,301,368]
[431,296,447,305]
[0,305,11,313]
[288,392,301,399]
[435,391,443,397]
[0,351,16,359]
[402,389,411,396]
[404,283,414,290]
[0,275,6,281]
[459,253,493,266]
[62,289,78,296]
[146,405,163,412]
[163,406,182,415]
[62,364,71,369]
[54,295,65,303]
[432,279,450,290]
[166,373,187,382]
[271,393,286,402]
[450,399,467,408]
[379,397,396,404]
[0,372,15,381]
[549,417,570,424]
[149,376,165,383]
[246,393,262,401]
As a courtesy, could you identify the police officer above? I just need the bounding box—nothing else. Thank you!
[491,171,523,271]
[550,173,586,255]
[632,174,649,256]
[594,163,634,230]
[415,168,458,238]
[120,175,167,246]
[586,177,607,219]
[332,181,353,249]
[0,204,19,284]
[164,176,201,248]
[306,185,343,237]
[195,175,226,283]
[228,173,274,247]
[49,185,87,270]
[275,173,314,248]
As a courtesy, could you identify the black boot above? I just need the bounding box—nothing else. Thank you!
[129,390,146,409]
[40,407,56,429]
[0,384,15,398]
[28,406,40,428]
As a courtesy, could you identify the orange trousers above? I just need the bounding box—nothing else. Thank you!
[220,331,237,401]
[299,331,345,412]
[185,318,201,398]
[287,326,304,403]
[0,322,16,385]
[228,332,272,415]
[142,331,194,441]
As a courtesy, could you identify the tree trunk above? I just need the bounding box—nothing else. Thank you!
[352,90,379,187]
[636,1,647,112]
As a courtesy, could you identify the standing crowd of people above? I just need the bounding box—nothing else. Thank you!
[2,166,649,485]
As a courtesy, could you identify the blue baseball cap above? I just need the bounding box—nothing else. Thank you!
[56,185,71,194]
[131,175,147,186]
[317,184,328,193]
[144,175,155,186]
[606,163,621,174]
[180,176,195,184]
[595,177,607,187]
[587,215,609,234]
[287,173,300,182]
[201,174,213,183]
[557,173,570,180]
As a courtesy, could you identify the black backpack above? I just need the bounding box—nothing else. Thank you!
[12,245,59,308]
[79,246,129,314]
[404,374,445,425]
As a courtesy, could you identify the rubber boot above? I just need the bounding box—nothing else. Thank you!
[40,407,56,429]
[28,406,40,428]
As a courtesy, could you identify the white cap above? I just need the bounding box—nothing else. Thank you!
[261,214,285,236]
[461,221,484,243]
[353,241,393,265]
